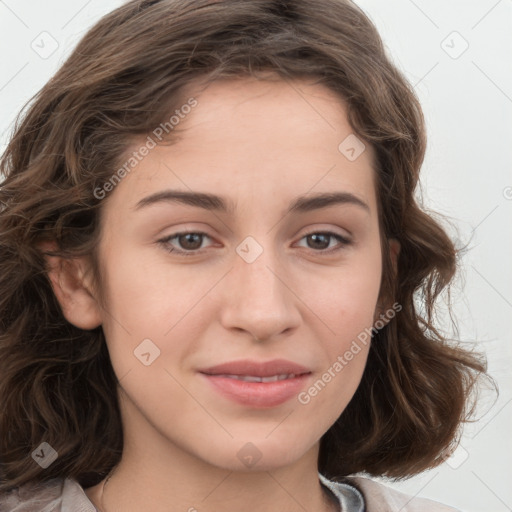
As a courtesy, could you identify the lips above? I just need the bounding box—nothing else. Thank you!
[199,359,311,378]
[198,359,312,408]
[216,373,297,383]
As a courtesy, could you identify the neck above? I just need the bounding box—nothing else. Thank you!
[85,389,339,512]
[91,450,337,512]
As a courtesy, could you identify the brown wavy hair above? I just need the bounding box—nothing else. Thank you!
[0,0,486,492]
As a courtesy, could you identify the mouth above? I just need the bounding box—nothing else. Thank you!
[198,359,312,408]
[211,373,301,383]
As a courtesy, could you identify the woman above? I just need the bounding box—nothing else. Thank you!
[0,0,485,510]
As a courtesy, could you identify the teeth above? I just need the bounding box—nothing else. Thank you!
[218,373,296,382]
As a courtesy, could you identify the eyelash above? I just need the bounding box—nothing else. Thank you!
[157,231,352,257]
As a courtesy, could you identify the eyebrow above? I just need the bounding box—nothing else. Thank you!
[133,190,370,215]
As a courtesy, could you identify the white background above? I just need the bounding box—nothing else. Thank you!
[1,1,511,511]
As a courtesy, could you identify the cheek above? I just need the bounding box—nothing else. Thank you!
[97,248,223,377]
[297,270,378,424]
[300,245,381,394]
[99,246,212,331]
[302,247,382,337]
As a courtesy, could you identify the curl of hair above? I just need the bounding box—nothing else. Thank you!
[0,0,486,491]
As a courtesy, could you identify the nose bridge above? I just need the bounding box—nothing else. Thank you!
[220,236,300,340]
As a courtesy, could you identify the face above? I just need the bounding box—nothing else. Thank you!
[94,77,384,471]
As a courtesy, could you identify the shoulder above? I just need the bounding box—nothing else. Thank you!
[346,476,462,512]
[0,478,63,511]
[0,478,95,512]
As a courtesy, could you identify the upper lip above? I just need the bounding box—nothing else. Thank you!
[199,359,311,377]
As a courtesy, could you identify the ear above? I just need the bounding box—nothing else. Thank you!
[39,241,102,330]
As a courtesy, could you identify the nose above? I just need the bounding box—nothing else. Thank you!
[219,244,302,342]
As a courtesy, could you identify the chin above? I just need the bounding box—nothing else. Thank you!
[191,435,315,472]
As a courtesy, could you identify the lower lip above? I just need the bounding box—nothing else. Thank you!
[200,373,311,408]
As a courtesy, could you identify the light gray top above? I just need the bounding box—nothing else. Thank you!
[0,473,461,511]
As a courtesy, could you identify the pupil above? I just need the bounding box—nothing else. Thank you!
[309,234,329,249]
[180,233,202,250]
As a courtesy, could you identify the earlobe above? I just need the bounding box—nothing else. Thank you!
[39,241,103,330]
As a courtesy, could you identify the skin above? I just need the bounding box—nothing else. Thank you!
[47,76,399,512]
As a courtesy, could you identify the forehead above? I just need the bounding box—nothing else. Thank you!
[103,76,377,215]
[178,76,371,155]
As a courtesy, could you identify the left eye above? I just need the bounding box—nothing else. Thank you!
[295,232,351,252]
